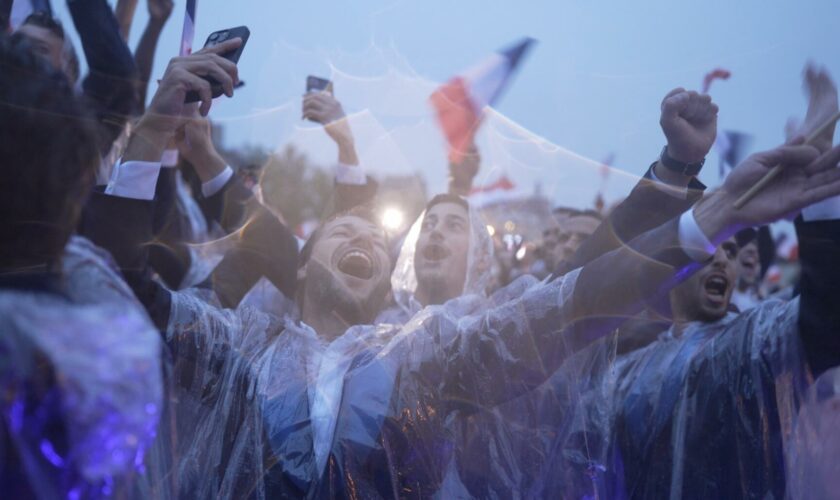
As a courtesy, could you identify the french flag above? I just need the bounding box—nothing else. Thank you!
[430,37,535,163]
[180,0,198,56]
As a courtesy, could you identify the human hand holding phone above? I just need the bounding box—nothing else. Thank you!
[185,26,250,103]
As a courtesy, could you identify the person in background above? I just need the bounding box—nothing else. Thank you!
[542,208,603,272]
[0,33,161,499]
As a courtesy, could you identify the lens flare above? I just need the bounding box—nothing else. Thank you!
[381,207,405,231]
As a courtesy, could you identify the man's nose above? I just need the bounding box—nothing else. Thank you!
[351,232,375,252]
[712,247,729,266]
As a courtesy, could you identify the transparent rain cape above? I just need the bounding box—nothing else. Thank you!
[379,198,494,325]
[497,297,813,499]
[129,260,587,498]
[0,236,162,498]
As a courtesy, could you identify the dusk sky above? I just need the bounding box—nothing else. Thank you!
[55,0,840,208]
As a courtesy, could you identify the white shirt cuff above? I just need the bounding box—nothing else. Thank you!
[335,162,366,185]
[649,163,689,199]
[802,194,840,222]
[201,166,234,197]
[104,160,162,200]
[678,209,716,262]
[161,149,179,168]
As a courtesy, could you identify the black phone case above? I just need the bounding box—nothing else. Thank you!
[185,26,251,103]
[306,76,332,93]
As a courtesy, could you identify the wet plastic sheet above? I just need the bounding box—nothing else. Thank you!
[0,247,163,498]
[321,270,581,498]
[787,366,840,500]
[512,297,811,499]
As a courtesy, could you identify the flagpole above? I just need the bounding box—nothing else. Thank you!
[733,109,840,209]
[179,0,197,56]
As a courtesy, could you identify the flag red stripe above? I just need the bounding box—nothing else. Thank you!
[429,77,481,164]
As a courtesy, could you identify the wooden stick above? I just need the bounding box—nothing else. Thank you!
[733,109,840,209]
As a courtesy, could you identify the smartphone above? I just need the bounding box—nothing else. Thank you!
[185,26,251,103]
[306,76,333,94]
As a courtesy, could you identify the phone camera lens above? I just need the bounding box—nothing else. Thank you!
[208,33,219,41]
[216,32,229,42]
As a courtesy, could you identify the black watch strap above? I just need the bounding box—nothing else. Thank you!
[660,146,704,176]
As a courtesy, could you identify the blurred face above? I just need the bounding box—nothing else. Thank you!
[16,24,64,74]
[670,238,739,323]
[303,215,391,323]
[736,242,760,288]
[542,214,601,269]
[414,202,470,305]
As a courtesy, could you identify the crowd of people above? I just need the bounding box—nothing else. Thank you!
[3,1,840,499]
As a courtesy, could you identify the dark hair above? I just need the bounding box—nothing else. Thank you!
[425,193,469,213]
[22,12,66,41]
[735,228,757,248]
[0,34,99,270]
[298,204,386,268]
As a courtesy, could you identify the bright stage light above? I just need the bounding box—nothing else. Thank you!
[381,207,405,231]
[486,225,496,236]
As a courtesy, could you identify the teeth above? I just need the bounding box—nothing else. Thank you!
[344,250,372,266]
[705,276,728,295]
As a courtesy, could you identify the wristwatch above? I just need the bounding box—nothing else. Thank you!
[660,146,704,176]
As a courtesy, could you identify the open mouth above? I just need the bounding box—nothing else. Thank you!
[703,273,729,301]
[337,249,374,280]
[422,243,450,262]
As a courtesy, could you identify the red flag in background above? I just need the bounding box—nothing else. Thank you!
[430,38,535,163]
[702,68,731,94]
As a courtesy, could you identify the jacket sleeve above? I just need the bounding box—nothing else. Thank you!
[563,163,704,273]
[795,216,840,376]
[67,0,139,154]
[78,191,173,330]
[441,216,700,407]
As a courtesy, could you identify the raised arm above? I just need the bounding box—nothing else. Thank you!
[566,89,717,272]
[134,0,174,111]
[442,141,840,407]
[448,142,480,197]
[66,0,139,153]
[113,0,139,41]
[792,65,840,376]
[80,38,243,327]
[303,91,378,215]
[175,114,254,233]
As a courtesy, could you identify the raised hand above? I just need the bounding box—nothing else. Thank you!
[175,112,228,183]
[787,64,838,154]
[660,88,719,164]
[694,143,840,242]
[302,91,358,165]
[125,38,241,162]
[302,91,353,146]
[146,38,241,129]
[148,0,174,24]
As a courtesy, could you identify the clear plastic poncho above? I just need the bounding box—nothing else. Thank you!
[130,251,588,498]
[0,238,163,498]
[509,297,813,499]
[378,199,494,325]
